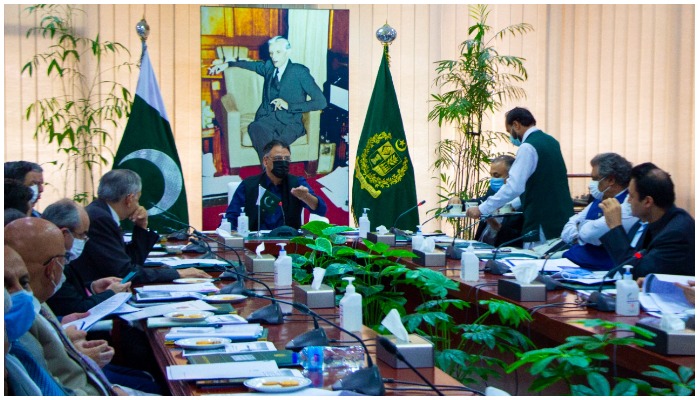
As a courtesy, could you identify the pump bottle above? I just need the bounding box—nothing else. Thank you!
[460,243,479,281]
[237,207,249,237]
[339,277,362,332]
[359,208,370,238]
[274,243,293,287]
[217,213,231,234]
[615,265,640,316]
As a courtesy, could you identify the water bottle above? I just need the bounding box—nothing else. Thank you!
[293,346,365,371]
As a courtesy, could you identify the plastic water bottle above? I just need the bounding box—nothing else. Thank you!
[412,225,424,251]
[615,265,640,316]
[460,243,479,281]
[293,346,365,371]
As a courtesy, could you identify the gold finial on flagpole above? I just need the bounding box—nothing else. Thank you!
[375,23,397,67]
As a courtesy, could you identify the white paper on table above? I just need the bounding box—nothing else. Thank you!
[159,258,229,267]
[165,324,263,341]
[120,300,216,322]
[146,257,182,264]
[166,360,279,381]
[63,292,132,330]
[504,258,582,273]
[137,282,219,293]
[316,166,348,210]
[647,293,693,315]
[182,340,276,357]
[111,302,140,314]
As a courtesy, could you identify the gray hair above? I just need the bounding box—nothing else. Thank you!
[42,198,80,230]
[268,36,291,50]
[590,153,633,186]
[492,154,515,170]
[97,169,142,202]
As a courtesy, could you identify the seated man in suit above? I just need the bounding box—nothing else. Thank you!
[208,36,327,162]
[4,178,33,216]
[226,139,327,231]
[599,162,694,278]
[561,153,638,270]
[448,155,524,247]
[4,161,44,217]
[71,169,210,284]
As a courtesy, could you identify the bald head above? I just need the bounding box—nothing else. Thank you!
[5,217,66,302]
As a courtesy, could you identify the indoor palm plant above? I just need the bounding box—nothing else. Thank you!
[429,4,532,238]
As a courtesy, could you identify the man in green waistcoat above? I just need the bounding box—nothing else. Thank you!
[466,107,573,247]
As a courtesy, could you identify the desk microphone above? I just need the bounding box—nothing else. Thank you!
[483,230,539,275]
[277,201,286,225]
[242,291,385,396]
[390,200,425,234]
[213,263,284,324]
[445,218,483,260]
[536,240,572,290]
[377,336,443,396]
[587,250,646,312]
[421,207,448,227]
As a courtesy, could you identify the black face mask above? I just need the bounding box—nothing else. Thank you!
[271,160,290,178]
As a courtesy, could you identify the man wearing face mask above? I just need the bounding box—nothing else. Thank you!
[42,199,131,316]
[466,107,574,248]
[225,139,327,230]
[4,161,44,217]
[560,153,638,270]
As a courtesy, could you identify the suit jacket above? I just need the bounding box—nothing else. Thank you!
[72,198,178,284]
[231,59,327,133]
[46,263,115,317]
[600,205,694,278]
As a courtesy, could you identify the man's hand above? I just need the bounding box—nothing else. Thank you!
[466,206,481,220]
[91,277,123,294]
[62,312,90,325]
[270,98,289,111]
[76,339,114,368]
[599,198,622,229]
[675,280,695,305]
[447,196,461,205]
[207,58,229,75]
[178,268,212,279]
[291,186,319,210]
[129,205,149,230]
[63,325,87,342]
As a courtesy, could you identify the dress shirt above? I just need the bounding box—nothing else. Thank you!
[561,191,638,246]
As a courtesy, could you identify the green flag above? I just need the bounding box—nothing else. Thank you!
[256,185,281,214]
[352,48,419,231]
[114,44,188,233]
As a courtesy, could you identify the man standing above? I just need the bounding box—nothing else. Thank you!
[561,153,638,270]
[599,162,694,278]
[225,140,327,230]
[4,161,44,216]
[71,169,210,284]
[466,107,573,247]
[208,36,327,161]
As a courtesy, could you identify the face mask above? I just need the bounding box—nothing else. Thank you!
[5,290,36,341]
[68,238,86,261]
[49,260,66,296]
[29,184,39,204]
[509,128,522,147]
[490,177,505,192]
[32,295,41,314]
[588,178,610,201]
[271,160,290,178]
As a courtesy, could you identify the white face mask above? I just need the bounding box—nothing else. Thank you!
[588,178,610,201]
[29,184,39,204]
[68,238,86,261]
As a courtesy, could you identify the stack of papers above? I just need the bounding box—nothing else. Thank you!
[147,314,247,328]
[63,292,133,330]
[121,300,216,322]
[165,324,264,341]
[182,340,276,357]
[138,283,219,293]
[640,274,694,314]
[166,360,280,381]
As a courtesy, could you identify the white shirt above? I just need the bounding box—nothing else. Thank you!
[108,204,121,226]
[560,191,639,246]
[276,60,289,80]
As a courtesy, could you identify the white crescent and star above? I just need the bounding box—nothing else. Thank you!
[117,149,183,216]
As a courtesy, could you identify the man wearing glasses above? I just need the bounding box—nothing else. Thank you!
[225,140,327,231]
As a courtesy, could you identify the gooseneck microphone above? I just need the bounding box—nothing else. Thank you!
[277,201,286,226]
[377,336,444,396]
[215,265,284,324]
[483,230,539,275]
[243,291,385,396]
[445,218,483,260]
[536,240,572,290]
[587,250,646,312]
[390,200,426,234]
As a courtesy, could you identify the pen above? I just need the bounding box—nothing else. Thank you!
[79,321,85,331]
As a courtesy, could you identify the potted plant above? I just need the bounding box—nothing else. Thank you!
[428,4,533,238]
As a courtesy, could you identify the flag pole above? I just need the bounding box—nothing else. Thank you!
[136,18,150,64]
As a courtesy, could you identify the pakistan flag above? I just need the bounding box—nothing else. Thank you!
[352,48,419,231]
[114,44,188,233]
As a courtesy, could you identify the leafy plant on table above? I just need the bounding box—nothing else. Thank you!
[290,220,417,328]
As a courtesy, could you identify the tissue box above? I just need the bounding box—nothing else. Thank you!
[293,284,335,309]
[244,254,275,273]
[497,279,546,302]
[367,232,395,246]
[376,334,434,369]
[636,317,695,356]
[414,249,446,267]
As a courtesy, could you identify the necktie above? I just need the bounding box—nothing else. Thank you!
[11,341,67,395]
[39,305,115,395]
[630,222,648,248]
[273,69,281,89]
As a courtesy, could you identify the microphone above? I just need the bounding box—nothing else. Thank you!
[483,230,539,275]
[445,218,483,260]
[536,240,572,290]
[377,336,444,396]
[277,201,286,225]
[391,200,426,233]
[587,250,646,312]
[242,290,385,396]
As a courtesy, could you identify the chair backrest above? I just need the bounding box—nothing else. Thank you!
[220,46,264,115]
[227,181,241,206]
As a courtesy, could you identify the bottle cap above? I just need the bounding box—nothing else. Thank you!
[362,208,370,215]
[277,242,287,254]
[342,276,356,294]
[240,207,246,215]
[622,265,633,278]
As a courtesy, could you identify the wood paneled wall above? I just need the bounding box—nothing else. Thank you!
[4,4,694,230]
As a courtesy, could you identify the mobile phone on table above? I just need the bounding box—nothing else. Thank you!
[121,271,137,284]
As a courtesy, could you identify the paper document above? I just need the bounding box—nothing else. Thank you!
[63,292,132,331]
[166,360,279,381]
[165,324,263,341]
[182,340,276,357]
[160,258,229,268]
[504,258,582,273]
[135,292,204,302]
[147,314,248,329]
[640,274,695,314]
[137,283,219,293]
[120,300,216,322]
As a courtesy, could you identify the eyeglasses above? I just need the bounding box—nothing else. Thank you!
[42,254,67,268]
[270,156,291,162]
[69,230,89,242]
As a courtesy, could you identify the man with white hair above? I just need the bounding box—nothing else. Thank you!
[208,35,327,161]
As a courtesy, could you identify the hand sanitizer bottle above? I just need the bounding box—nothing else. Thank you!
[615,265,640,316]
[274,243,292,287]
[339,277,362,332]
[218,213,231,234]
[359,208,370,238]
[412,225,424,251]
[237,207,249,237]
[460,243,479,281]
